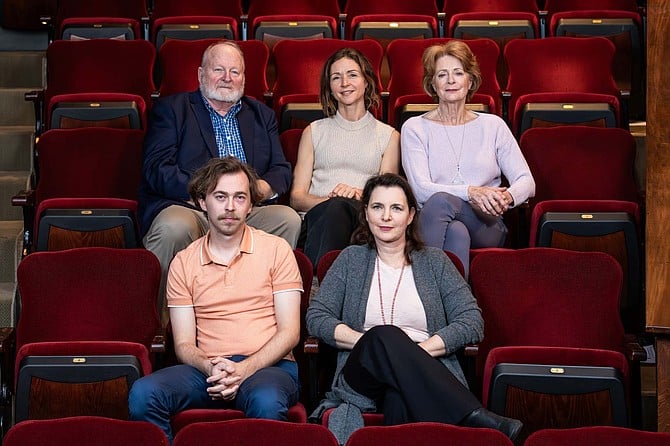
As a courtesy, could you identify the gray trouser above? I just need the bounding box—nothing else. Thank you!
[419,192,507,279]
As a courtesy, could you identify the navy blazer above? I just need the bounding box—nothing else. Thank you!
[138,91,291,236]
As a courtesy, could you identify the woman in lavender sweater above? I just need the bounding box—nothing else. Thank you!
[401,41,535,277]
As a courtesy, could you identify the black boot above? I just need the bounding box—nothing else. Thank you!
[460,407,523,441]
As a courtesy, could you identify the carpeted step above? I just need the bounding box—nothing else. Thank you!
[0,170,31,221]
[0,88,36,127]
[0,127,33,171]
[0,51,45,88]
[0,220,22,327]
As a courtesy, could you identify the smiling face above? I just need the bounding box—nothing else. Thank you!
[329,56,368,110]
[198,43,246,106]
[198,170,252,238]
[365,185,416,247]
[432,54,473,104]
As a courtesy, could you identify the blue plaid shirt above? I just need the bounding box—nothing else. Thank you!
[201,94,246,162]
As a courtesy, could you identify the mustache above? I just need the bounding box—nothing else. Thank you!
[217,213,239,221]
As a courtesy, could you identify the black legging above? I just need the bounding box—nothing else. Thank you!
[342,325,481,425]
[303,197,359,268]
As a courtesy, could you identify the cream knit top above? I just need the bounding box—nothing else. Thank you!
[308,111,394,198]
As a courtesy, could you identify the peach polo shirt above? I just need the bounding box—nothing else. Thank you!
[167,225,303,359]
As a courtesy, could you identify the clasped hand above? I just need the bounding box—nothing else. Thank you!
[206,356,246,401]
[467,186,512,216]
[329,183,363,201]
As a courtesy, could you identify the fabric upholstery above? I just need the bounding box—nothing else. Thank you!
[442,0,540,39]
[16,247,161,351]
[3,416,168,446]
[150,0,242,41]
[158,39,269,100]
[345,422,514,446]
[519,126,639,206]
[528,199,640,247]
[343,0,438,39]
[525,426,670,446]
[172,418,336,446]
[171,403,308,437]
[272,38,384,119]
[504,37,620,134]
[247,0,340,38]
[386,37,500,126]
[481,345,629,407]
[469,248,626,376]
[54,0,148,39]
[44,39,156,129]
[544,0,641,31]
[34,128,145,203]
[34,197,140,245]
[316,249,342,284]
[150,0,242,19]
[46,92,147,130]
[15,341,153,387]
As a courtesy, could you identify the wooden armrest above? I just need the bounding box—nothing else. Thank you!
[12,189,35,207]
[304,335,320,355]
[0,328,15,354]
[151,327,167,353]
[624,333,647,362]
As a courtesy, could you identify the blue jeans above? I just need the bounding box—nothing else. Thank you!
[129,356,299,442]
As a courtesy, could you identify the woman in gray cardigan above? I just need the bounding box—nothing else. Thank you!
[306,173,522,445]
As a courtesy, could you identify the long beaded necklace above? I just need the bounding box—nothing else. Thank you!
[376,256,406,325]
[437,107,467,185]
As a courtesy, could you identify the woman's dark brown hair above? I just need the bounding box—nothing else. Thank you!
[352,173,424,263]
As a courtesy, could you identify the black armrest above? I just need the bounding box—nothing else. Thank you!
[25,89,44,135]
[624,333,647,362]
[39,15,54,43]
[501,90,511,129]
[12,190,36,256]
[0,327,16,406]
[151,326,167,354]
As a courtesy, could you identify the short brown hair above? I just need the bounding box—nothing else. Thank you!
[422,40,482,101]
[188,157,261,209]
[319,48,381,117]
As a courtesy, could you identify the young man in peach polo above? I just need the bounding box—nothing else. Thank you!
[129,157,303,442]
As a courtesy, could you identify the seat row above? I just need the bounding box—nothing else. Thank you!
[41,0,644,43]
[11,123,644,332]
[28,35,628,138]
[39,0,645,121]
[4,417,669,446]
[0,246,648,440]
[12,124,641,253]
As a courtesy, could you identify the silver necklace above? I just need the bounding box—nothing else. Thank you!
[437,108,466,184]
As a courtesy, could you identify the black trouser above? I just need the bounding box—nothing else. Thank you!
[342,325,481,425]
[303,197,360,269]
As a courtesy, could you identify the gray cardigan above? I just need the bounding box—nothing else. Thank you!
[306,245,484,441]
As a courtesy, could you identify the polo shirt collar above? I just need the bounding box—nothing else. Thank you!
[200,225,255,266]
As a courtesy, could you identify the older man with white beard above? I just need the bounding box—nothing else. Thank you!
[138,41,301,324]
